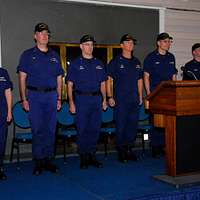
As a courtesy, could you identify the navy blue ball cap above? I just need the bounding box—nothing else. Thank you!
[120,34,137,44]
[80,34,96,44]
[156,32,173,41]
[34,22,50,33]
[192,43,200,52]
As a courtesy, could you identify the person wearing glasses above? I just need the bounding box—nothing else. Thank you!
[17,23,64,175]
[0,68,12,180]
[143,32,177,158]
[66,35,107,169]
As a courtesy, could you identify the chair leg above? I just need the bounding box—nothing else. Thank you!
[63,140,66,163]
[104,135,108,157]
[142,132,145,154]
[104,143,108,157]
[10,140,15,162]
[17,143,20,170]
[54,139,57,158]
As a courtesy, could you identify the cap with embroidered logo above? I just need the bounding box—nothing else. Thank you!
[34,22,50,33]
[120,34,137,44]
[80,35,96,44]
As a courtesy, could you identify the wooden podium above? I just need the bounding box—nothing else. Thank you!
[146,80,200,177]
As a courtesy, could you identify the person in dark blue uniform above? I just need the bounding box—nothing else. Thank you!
[0,67,12,180]
[143,32,177,157]
[107,34,143,163]
[66,35,107,169]
[17,23,64,175]
[183,43,200,80]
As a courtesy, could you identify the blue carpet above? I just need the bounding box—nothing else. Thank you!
[0,153,199,200]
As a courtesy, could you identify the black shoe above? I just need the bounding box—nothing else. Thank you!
[80,154,88,169]
[117,150,128,163]
[127,151,137,161]
[152,146,161,158]
[32,160,43,176]
[0,168,7,180]
[159,145,165,156]
[44,159,59,173]
[88,154,103,168]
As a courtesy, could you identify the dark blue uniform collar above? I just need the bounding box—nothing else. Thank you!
[120,54,134,61]
[33,46,50,54]
[155,49,170,56]
[193,58,200,64]
[80,55,97,62]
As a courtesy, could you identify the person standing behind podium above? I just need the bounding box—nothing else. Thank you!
[0,68,12,180]
[66,35,107,169]
[183,43,200,80]
[17,23,64,175]
[143,32,177,158]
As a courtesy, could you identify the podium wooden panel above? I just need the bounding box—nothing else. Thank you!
[146,80,200,177]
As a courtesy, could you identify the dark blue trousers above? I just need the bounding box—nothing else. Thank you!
[0,118,7,166]
[75,95,102,154]
[115,101,139,150]
[28,91,57,160]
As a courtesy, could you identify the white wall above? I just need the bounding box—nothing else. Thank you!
[165,9,200,79]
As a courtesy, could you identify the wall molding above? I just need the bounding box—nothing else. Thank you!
[57,0,164,10]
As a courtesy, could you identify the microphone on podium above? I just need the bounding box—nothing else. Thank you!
[181,66,198,80]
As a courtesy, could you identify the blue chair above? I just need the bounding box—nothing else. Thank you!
[56,101,77,163]
[10,101,32,165]
[137,104,153,154]
[100,106,115,157]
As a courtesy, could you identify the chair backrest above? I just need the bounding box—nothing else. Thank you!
[139,104,150,121]
[12,101,30,128]
[57,101,75,126]
[102,106,114,123]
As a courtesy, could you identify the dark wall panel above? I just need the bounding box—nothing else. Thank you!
[1,0,159,100]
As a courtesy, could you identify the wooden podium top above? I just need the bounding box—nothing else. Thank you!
[145,80,200,116]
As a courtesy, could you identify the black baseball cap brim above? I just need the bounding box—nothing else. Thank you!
[157,32,173,41]
[120,34,137,44]
[80,35,96,44]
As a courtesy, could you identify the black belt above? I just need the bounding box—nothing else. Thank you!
[75,90,101,96]
[27,86,56,92]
